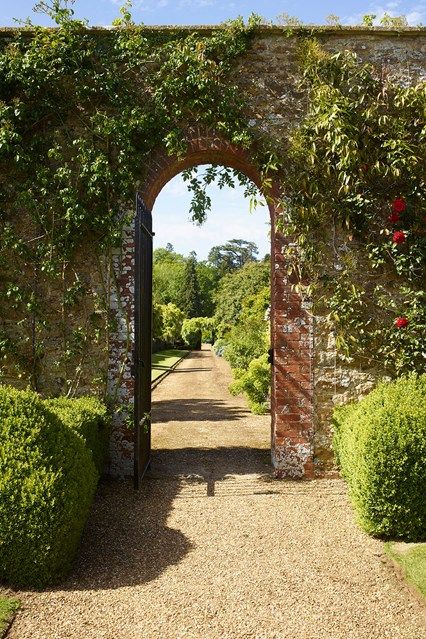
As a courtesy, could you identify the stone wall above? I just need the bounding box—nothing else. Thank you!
[1,26,424,478]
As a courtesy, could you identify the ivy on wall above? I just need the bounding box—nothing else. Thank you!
[0,1,424,395]
[284,40,425,374]
[185,39,425,376]
[0,2,265,394]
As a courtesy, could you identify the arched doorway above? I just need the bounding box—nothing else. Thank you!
[108,128,314,481]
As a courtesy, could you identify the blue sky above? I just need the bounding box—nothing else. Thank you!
[1,1,423,259]
[0,0,425,26]
[153,170,270,260]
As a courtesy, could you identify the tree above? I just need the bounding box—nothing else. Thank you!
[213,260,269,335]
[208,239,259,274]
[153,248,186,308]
[180,257,202,318]
[196,261,220,316]
[160,303,185,345]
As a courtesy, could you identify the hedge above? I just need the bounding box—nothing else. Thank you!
[0,387,104,587]
[45,396,110,476]
[333,374,426,541]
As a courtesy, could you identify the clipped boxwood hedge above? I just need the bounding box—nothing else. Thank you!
[333,374,426,541]
[45,396,110,476]
[0,387,104,587]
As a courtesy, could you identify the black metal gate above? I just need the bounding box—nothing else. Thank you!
[133,192,153,489]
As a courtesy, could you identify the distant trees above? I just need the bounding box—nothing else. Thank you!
[213,260,269,334]
[152,240,271,414]
[153,247,218,317]
[208,239,259,274]
[180,256,202,318]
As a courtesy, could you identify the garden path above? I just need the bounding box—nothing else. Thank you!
[7,347,426,639]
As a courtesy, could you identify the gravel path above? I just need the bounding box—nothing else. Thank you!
[4,347,425,639]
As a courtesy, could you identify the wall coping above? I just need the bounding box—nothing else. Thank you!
[0,25,424,37]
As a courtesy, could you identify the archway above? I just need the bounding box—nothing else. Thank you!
[108,128,314,480]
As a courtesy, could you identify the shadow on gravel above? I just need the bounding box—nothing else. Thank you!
[48,477,193,592]
[149,446,271,479]
[152,398,250,423]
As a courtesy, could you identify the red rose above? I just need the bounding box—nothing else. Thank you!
[388,212,400,224]
[394,317,409,329]
[393,230,406,244]
[392,197,406,213]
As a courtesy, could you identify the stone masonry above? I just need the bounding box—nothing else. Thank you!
[104,27,425,478]
[1,26,424,478]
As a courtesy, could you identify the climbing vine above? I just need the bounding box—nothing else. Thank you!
[283,39,425,374]
[0,1,424,395]
[0,1,265,394]
[186,39,425,376]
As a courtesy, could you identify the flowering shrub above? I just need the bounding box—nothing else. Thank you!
[392,230,406,245]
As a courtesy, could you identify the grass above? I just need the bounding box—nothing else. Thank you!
[151,349,189,383]
[0,597,19,637]
[385,542,426,599]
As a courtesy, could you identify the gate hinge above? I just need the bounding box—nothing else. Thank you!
[130,352,145,377]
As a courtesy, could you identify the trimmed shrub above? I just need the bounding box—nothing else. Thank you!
[229,354,270,414]
[0,386,98,587]
[45,396,110,476]
[333,374,426,541]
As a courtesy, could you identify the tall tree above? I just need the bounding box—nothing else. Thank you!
[208,239,258,274]
[180,256,202,318]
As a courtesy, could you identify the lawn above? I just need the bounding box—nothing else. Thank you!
[151,349,189,383]
[0,597,19,637]
[385,542,426,599]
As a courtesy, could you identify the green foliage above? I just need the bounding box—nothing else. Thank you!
[153,248,186,309]
[180,256,202,318]
[229,353,270,413]
[0,385,99,587]
[332,374,426,541]
[44,395,110,476]
[286,40,426,375]
[195,260,220,316]
[156,302,185,345]
[214,260,269,336]
[181,316,213,349]
[0,5,262,394]
[223,286,269,369]
[153,246,219,317]
[213,264,270,413]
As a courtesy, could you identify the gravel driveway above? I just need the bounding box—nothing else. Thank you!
[4,347,425,639]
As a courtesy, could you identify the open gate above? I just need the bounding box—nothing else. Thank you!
[133,192,153,489]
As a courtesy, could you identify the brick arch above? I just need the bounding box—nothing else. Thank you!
[140,127,270,211]
[108,127,314,479]
[141,128,314,479]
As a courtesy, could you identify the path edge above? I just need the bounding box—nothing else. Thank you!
[151,350,191,390]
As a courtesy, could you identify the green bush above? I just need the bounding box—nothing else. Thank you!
[333,374,426,541]
[229,354,270,414]
[181,317,213,349]
[45,396,110,476]
[0,386,99,587]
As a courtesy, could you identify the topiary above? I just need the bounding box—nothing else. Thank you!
[0,386,98,587]
[45,396,110,476]
[332,374,426,541]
